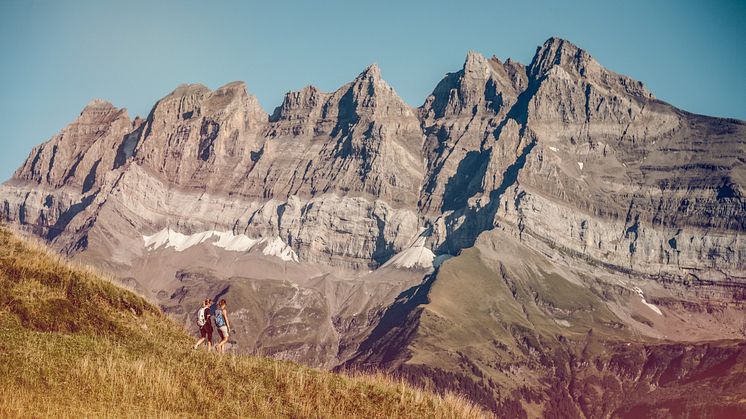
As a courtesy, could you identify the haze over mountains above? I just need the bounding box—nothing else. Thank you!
[2,37,745,417]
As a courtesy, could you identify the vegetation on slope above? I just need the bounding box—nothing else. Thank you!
[0,228,487,418]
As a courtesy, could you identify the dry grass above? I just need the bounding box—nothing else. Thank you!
[0,228,489,418]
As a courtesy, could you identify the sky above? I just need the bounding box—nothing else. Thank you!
[1,0,744,181]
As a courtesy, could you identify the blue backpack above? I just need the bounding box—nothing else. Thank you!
[214,307,226,327]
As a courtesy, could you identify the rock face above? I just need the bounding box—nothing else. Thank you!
[2,37,745,416]
[135,81,267,190]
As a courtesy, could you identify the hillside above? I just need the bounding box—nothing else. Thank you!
[0,227,486,418]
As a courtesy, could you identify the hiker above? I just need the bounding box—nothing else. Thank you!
[193,298,213,351]
[214,299,231,353]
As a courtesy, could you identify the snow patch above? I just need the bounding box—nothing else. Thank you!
[143,228,215,252]
[142,228,171,250]
[142,228,298,262]
[577,162,584,170]
[384,246,435,269]
[213,231,260,252]
[549,146,558,152]
[262,236,300,262]
[382,231,436,270]
[633,286,662,316]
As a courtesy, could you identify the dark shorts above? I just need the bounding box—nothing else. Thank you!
[199,324,213,340]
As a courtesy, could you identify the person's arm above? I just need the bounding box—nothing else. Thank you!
[223,308,230,332]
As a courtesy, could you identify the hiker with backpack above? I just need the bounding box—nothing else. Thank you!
[193,298,213,351]
[215,299,231,353]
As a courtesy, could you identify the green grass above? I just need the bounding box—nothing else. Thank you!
[0,228,487,418]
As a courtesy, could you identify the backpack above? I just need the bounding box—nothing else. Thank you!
[214,308,226,327]
[196,307,206,327]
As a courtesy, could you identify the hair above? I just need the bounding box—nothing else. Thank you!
[219,299,226,307]
[203,299,210,306]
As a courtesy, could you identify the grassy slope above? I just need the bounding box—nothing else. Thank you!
[0,228,487,418]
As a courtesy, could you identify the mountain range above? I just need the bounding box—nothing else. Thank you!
[2,37,745,417]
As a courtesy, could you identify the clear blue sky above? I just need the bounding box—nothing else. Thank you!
[1,0,744,181]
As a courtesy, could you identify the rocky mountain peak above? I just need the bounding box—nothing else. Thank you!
[421,50,527,121]
[215,80,247,93]
[209,81,251,105]
[528,37,652,99]
[271,85,325,122]
[168,83,211,98]
[11,99,132,189]
[528,37,589,79]
[145,81,267,126]
[359,63,381,80]
[82,98,116,110]
[203,81,267,121]
[350,64,389,96]
[77,99,127,124]
[463,50,491,78]
[338,64,411,118]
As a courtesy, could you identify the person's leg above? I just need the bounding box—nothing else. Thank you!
[206,330,213,352]
[218,327,229,353]
[194,326,208,349]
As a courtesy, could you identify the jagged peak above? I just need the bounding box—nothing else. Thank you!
[347,63,404,102]
[504,57,521,67]
[529,37,595,79]
[281,85,322,107]
[84,98,115,109]
[462,51,525,84]
[358,63,381,80]
[288,84,322,98]
[351,63,394,93]
[543,36,578,50]
[300,84,320,94]
[214,80,247,94]
[168,83,211,98]
[205,81,267,118]
[528,37,652,98]
[79,99,127,121]
[463,50,492,78]
[540,37,584,56]
[270,85,325,122]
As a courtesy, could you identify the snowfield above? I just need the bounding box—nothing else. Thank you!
[142,228,299,262]
[382,233,437,270]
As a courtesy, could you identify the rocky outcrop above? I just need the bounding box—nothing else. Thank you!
[2,100,140,241]
[135,81,268,189]
[422,38,744,284]
[419,51,527,214]
[257,64,424,206]
[14,99,135,190]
